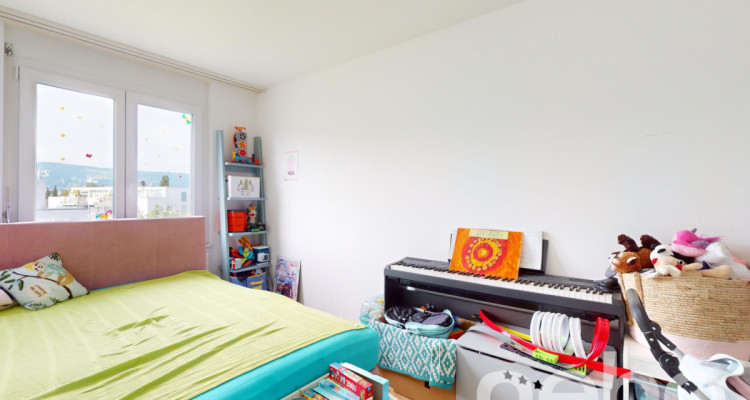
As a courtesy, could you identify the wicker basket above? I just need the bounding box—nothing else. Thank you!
[618,272,750,343]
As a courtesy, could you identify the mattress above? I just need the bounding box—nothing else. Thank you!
[196,327,379,400]
[0,270,378,399]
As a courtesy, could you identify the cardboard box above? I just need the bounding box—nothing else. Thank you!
[372,367,455,400]
[227,175,260,198]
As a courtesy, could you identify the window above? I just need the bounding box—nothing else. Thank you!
[135,104,194,219]
[19,68,202,221]
[33,84,116,221]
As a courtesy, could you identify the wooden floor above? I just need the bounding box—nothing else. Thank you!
[372,367,456,400]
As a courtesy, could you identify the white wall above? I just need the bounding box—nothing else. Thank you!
[259,0,750,320]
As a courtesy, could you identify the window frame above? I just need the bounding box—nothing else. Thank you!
[18,68,126,221]
[125,92,203,219]
[18,67,203,221]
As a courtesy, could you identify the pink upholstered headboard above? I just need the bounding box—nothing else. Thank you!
[0,217,206,290]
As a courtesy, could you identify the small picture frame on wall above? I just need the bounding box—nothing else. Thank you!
[284,151,298,180]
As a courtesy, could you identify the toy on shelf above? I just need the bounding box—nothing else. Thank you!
[229,236,255,269]
[247,204,257,231]
[671,229,750,280]
[246,204,265,232]
[232,126,261,164]
[238,236,254,262]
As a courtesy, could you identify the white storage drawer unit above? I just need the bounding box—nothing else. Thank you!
[456,331,621,400]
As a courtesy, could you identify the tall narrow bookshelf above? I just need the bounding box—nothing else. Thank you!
[217,129,268,281]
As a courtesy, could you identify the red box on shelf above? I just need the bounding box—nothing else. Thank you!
[227,211,247,232]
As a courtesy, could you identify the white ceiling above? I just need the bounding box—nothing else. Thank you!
[0,0,521,90]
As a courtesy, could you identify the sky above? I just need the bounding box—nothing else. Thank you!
[36,84,192,174]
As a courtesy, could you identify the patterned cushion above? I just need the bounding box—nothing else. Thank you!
[0,253,88,311]
[0,287,17,311]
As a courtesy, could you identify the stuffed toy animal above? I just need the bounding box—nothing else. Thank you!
[603,234,661,280]
[617,234,662,269]
[650,244,732,279]
[649,245,685,277]
[671,229,721,258]
[598,234,663,291]
[608,251,644,274]
[671,230,750,280]
[696,242,750,280]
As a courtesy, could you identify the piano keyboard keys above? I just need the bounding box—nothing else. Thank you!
[389,263,613,304]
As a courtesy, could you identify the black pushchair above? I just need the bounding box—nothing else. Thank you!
[627,288,748,400]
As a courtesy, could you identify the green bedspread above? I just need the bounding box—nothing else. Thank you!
[0,270,365,399]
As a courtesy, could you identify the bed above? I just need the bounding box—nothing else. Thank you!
[0,217,379,399]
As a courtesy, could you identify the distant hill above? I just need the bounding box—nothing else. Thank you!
[37,162,190,189]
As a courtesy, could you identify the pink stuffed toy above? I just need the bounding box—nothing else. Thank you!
[672,229,750,280]
[671,229,721,258]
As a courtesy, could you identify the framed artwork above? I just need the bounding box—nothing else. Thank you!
[274,257,300,301]
[449,228,523,279]
[284,151,298,180]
